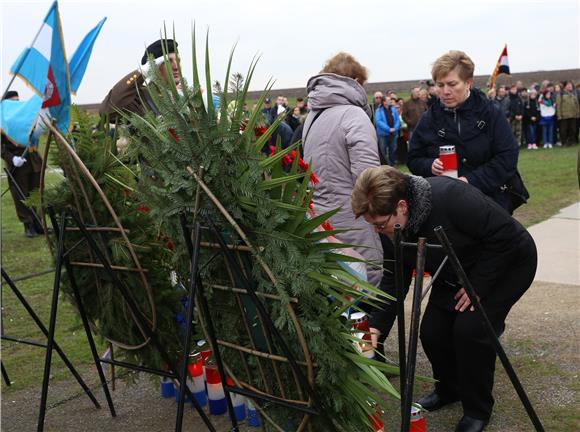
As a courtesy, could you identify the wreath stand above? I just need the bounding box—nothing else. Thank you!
[34,120,338,431]
[32,121,217,432]
[392,225,545,432]
[177,165,339,431]
[0,267,101,410]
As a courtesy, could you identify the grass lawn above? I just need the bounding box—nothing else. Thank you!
[1,171,107,393]
[514,145,580,226]
[1,143,578,399]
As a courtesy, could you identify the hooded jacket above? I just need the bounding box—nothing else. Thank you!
[303,73,383,286]
[407,88,519,211]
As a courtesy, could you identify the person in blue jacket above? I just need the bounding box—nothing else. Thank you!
[407,51,519,213]
[375,96,401,166]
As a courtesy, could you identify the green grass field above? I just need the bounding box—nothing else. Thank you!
[1,170,107,392]
[1,145,578,396]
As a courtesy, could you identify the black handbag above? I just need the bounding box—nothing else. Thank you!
[504,170,530,211]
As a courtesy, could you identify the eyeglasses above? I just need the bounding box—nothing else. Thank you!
[366,214,392,230]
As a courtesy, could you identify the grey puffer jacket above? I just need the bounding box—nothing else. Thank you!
[303,73,383,286]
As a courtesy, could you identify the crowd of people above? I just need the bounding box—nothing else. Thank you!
[263,76,579,163]
[4,36,573,432]
[489,80,580,149]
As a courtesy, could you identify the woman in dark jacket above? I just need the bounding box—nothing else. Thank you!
[522,89,540,149]
[407,51,519,213]
[351,166,537,432]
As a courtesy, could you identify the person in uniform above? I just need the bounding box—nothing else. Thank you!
[1,91,44,237]
[351,165,537,432]
[99,39,180,124]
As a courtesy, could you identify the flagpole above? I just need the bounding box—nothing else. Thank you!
[1,3,53,100]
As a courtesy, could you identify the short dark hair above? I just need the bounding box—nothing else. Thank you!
[296,97,304,102]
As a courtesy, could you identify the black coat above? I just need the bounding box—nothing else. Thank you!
[285,112,301,131]
[522,98,540,124]
[407,88,518,211]
[370,176,536,334]
[508,93,523,118]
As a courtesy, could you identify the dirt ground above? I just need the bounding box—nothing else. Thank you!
[1,280,578,431]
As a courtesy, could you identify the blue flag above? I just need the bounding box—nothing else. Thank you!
[10,1,70,135]
[69,17,106,94]
[0,96,43,147]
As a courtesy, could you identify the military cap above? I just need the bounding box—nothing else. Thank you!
[141,39,178,65]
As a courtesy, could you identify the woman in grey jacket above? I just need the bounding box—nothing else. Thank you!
[302,52,383,286]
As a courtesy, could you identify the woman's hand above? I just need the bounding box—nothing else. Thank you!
[369,327,381,348]
[431,158,444,175]
[454,287,479,312]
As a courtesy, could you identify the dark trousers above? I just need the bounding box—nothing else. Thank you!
[419,244,537,421]
[525,123,537,145]
[559,118,578,145]
[6,164,41,225]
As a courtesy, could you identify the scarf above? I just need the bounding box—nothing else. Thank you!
[405,175,432,235]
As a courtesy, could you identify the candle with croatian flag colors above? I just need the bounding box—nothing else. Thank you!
[187,352,207,407]
[247,400,260,427]
[350,312,375,359]
[197,340,212,394]
[410,406,427,432]
[160,376,175,398]
[369,411,384,431]
[439,145,458,178]
[204,358,227,415]
[226,378,246,421]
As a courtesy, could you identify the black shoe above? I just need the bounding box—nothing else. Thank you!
[455,415,488,432]
[33,219,46,235]
[24,223,38,238]
[417,391,460,412]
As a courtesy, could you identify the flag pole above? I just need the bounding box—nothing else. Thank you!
[1,3,54,100]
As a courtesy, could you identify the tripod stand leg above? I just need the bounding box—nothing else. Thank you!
[37,212,67,432]
[175,223,217,431]
[1,362,11,386]
[68,211,217,432]
[1,268,101,409]
[400,238,427,432]
[205,216,337,432]
[393,226,407,415]
[434,227,545,432]
[47,209,117,418]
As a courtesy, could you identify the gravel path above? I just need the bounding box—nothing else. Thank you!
[2,280,579,431]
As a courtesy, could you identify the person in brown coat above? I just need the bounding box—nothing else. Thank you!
[402,87,427,138]
[1,91,44,237]
[556,81,580,145]
[99,39,180,124]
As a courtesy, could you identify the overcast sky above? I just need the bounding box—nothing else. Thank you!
[1,0,579,104]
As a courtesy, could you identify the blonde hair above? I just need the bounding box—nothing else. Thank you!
[351,166,408,217]
[431,50,475,82]
[321,52,369,84]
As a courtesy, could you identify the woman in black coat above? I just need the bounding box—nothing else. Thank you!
[351,166,537,432]
[407,51,519,213]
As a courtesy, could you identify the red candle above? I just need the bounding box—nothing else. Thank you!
[439,145,458,178]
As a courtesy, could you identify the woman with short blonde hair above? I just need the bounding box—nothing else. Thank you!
[407,50,521,214]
